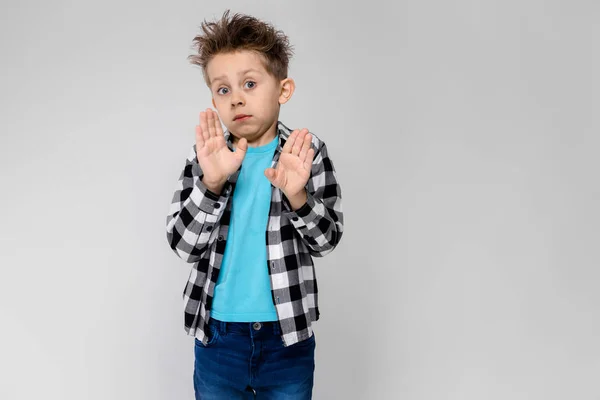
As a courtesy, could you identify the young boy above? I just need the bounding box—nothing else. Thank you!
[166,10,344,399]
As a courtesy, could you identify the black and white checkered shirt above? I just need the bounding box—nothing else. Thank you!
[166,121,344,347]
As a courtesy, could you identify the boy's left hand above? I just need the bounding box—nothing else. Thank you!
[265,128,314,200]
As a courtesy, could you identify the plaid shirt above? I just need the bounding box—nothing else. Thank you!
[166,121,344,347]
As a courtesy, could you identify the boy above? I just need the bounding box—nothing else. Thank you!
[166,10,344,399]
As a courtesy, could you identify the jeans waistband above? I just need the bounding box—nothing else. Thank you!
[208,317,281,336]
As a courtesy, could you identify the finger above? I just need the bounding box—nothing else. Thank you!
[206,109,217,138]
[212,110,227,146]
[199,111,210,141]
[303,148,315,171]
[298,132,312,162]
[213,110,224,136]
[291,128,308,156]
[195,125,205,149]
[282,129,298,154]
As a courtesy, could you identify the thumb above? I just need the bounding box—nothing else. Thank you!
[234,137,248,161]
[264,168,277,184]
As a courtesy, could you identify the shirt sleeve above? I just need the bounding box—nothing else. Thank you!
[166,144,232,263]
[281,139,344,257]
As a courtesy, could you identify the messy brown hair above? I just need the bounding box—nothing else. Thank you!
[187,10,294,87]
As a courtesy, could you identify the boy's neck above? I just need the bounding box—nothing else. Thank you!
[232,120,278,149]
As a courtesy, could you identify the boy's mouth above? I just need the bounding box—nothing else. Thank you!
[234,114,252,121]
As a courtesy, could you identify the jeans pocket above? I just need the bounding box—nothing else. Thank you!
[195,324,220,347]
[293,333,315,347]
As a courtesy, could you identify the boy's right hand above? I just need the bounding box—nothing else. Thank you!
[196,108,247,193]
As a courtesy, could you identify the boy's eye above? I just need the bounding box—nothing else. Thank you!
[217,87,229,95]
[244,81,256,89]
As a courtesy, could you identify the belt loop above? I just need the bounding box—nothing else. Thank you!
[220,319,227,335]
[273,320,281,335]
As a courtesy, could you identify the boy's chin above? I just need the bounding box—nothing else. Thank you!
[230,125,259,138]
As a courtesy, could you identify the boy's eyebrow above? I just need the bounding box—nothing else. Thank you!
[211,68,262,85]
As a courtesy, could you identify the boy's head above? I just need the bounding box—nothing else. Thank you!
[188,10,295,146]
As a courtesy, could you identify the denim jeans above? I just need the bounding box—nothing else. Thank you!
[194,317,316,399]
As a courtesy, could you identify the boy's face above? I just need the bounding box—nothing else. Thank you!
[206,50,294,146]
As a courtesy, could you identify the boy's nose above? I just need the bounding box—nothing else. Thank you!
[231,92,245,106]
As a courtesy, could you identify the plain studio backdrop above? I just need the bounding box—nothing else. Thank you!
[1,0,598,399]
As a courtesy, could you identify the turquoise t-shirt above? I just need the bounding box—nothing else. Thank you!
[210,134,279,322]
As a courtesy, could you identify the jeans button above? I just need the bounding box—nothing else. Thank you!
[252,322,262,330]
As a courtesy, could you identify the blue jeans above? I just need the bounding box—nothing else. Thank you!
[194,317,316,399]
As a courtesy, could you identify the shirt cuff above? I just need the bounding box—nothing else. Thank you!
[282,190,318,228]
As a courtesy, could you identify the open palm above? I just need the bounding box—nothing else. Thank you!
[265,128,314,197]
[196,108,247,184]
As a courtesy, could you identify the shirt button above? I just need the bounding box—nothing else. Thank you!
[218,235,224,241]
[253,322,262,330]
[292,217,298,221]
[206,226,212,232]
[213,203,220,209]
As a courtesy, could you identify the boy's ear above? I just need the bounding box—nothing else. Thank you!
[212,98,216,108]
[278,78,295,105]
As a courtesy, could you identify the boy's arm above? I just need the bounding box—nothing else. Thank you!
[166,145,232,263]
[281,140,344,257]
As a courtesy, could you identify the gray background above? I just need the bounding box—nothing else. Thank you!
[1,0,598,399]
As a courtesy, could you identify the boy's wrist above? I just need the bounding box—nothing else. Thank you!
[286,189,308,211]
[202,176,227,195]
